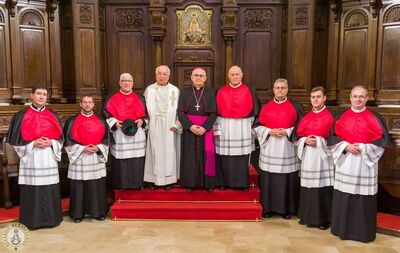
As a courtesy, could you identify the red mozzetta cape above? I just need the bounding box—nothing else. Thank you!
[296,107,333,139]
[334,109,383,144]
[21,107,62,141]
[72,113,106,145]
[105,91,145,121]
[216,83,253,118]
[258,99,297,128]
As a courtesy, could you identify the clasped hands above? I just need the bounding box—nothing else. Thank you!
[33,137,52,148]
[269,128,287,138]
[345,143,362,155]
[83,144,99,154]
[190,124,206,136]
[305,135,317,147]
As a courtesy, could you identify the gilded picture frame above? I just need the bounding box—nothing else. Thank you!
[176,5,213,47]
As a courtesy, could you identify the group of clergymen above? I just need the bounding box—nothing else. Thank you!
[7,65,391,243]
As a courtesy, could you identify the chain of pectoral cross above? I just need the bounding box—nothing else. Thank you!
[192,86,204,111]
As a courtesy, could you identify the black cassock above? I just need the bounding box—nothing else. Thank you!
[178,86,217,190]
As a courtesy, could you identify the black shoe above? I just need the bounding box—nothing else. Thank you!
[319,223,330,230]
[281,214,291,220]
[220,186,225,191]
[74,218,83,223]
[165,185,172,191]
[207,188,214,192]
[96,215,106,221]
[149,185,157,190]
[186,188,193,192]
[262,212,275,218]
[241,188,249,191]
[139,186,145,190]
[298,219,305,225]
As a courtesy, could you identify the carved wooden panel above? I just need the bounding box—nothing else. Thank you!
[243,33,271,92]
[174,65,214,88]
[78,29,96,88]
[376,4,400,104]
[342,30,367,88]
[292,30,308,89]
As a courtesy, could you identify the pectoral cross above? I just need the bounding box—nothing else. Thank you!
[195,104,200,111]
[170,91,176,106]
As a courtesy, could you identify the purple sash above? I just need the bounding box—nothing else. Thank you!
[187,115,215,177]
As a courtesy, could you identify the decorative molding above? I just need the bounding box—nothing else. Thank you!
[369,0,380,19]
[344,9,369,27]
[115,9,143,30]
[99,7,105,30]
[149,11,167,29]
[330,1,341,23]
[282,7,288,32]
[47,0,58,22]
[79,4,92,25]
[244,9,273,29]
[0,10,4,23]
[19,9,44,27]
[294,5,308,26]
[393,117,400,131]
[384,4,400,23]
[8,0,18,18]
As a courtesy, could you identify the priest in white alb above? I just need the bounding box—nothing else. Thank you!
[144,65,181,190]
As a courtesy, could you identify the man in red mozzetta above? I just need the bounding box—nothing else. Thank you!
[7,85,63,229]
[178,67,217,192]
[63,95,110,223]
[328,85,391,242]
[254,78,304,220]
[103,73,147,190]
[214,65,259,190]
[291,86,334,230]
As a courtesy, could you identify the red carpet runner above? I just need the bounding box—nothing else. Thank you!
[110,165,262,221]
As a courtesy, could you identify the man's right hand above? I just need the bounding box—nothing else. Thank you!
[345,143,361,155]
[115,121,123,129]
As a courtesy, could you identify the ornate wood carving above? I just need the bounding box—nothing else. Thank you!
[115,9,143,30]
[7,0,17,18]
[330,0,341,23]
[244,9,273,29]
[47,0,58,22]
[79,4,92,25]
[174,50,213,63]
[344,10,369,27]
[393,117,400,131]
[0,10,4,23]
[384,4,400,23]
[369,0,380,19]
[294,5,308,26]
[19,9,44,27]
[149,11,167,29]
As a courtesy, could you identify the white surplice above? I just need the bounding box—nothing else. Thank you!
[143,83,181,185]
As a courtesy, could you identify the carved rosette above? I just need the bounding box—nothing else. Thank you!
[19,9,44,27]
[149,11,167,29]
[344,9,369,27]
[244,9,273,29]
[79,4,92,25]
[294,5,308,26]
[115,9,143,30]
[384,4,400,23]
[47,0,58,22]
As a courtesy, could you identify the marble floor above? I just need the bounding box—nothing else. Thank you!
[1,216,400,253]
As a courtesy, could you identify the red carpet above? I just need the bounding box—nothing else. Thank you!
[377,212,400,236]
[111,165,262,221]
[0,199,70,224]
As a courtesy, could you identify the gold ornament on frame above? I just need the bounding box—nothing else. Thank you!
[176,5,213,47]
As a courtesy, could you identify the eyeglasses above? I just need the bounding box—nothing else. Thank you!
[192,74,206,78]
[274,86,287,90]
[121,80,133,83]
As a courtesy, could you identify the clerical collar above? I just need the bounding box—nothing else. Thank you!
[120,89,132,95]
[156,82,168,87]
[312,105,326,114]
[30,104,45,112]
[193,85,204,91]
[80,111,94,117]
[351,107,366,113]
[274,97,287,104]
[229,82,242,89]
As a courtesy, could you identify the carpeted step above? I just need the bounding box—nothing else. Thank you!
[377,212,400,237]
[249,164,259,187]
[111,201,262,221]
[115,187,260,202]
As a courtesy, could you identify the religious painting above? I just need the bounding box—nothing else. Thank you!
[176,5,212,47]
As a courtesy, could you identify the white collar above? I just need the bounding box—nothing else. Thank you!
[273,97,287,104]
[229,82,242,89]
[312,105,326,114]
[30,104,45,112]
[80,111,94,117]
[351,107,366,113]
[120,89,132,95]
